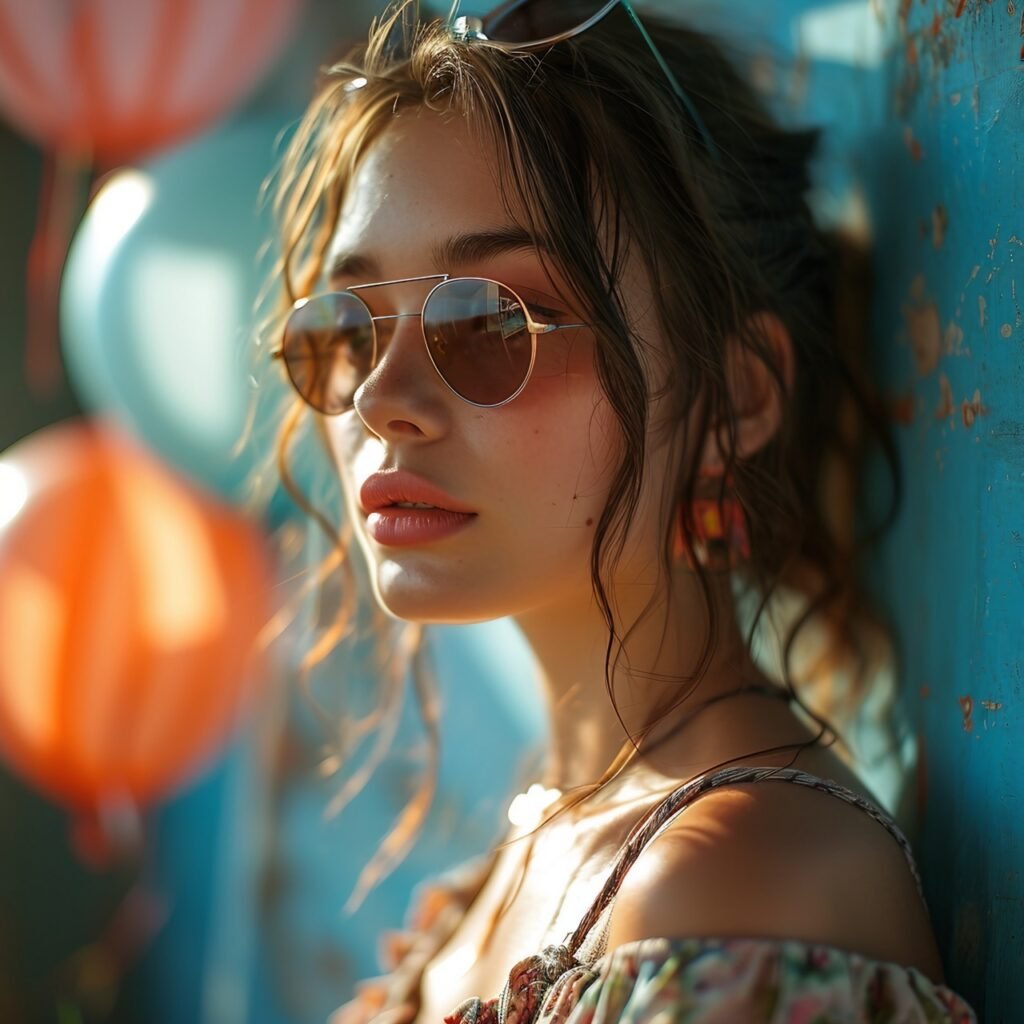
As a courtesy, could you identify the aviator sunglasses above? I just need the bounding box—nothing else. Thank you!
[274,0,720,414]
[273,274,589,413]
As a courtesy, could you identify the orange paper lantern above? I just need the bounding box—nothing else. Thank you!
[0,418,275,814]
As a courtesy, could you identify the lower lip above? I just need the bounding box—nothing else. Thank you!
[365,507,477,546]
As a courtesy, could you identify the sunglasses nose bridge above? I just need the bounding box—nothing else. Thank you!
[360,308,433,390]
[368,309,424,355]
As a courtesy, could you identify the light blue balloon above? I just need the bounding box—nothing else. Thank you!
[61,115,299,503]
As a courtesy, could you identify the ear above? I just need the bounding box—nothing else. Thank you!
[697,310,795,472]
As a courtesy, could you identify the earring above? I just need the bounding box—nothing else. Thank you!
[672,467,751,572]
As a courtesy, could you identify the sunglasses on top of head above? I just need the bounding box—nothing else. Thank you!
[271,273,589,414]
[443,0,720,163]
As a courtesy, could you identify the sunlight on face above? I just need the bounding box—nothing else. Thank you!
[323,106,679,625]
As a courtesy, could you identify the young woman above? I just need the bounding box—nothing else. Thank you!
[261,1,979,1020]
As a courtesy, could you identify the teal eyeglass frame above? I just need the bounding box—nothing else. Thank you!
[444,0,721,165]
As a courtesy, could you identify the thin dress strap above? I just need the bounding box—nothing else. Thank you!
[563,764,924,965]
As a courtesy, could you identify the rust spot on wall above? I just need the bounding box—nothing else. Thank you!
[980,699,1003,710]
[932,204,949,248]
[903,125,925,160]
[920,684,931,699]
[935,374,954,419]
[904,275,941,374]
[962,389,988,428]
[1001,323,1014,337]
[889,393,915,424]
[959,694,974,731]
[953,0,997,15]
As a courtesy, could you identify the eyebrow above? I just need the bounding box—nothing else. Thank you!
[328,225,548,280]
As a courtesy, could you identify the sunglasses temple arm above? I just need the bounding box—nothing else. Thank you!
[531,322,588,335]
[620,1,721,165]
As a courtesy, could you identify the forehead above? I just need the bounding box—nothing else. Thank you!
[327,107,523,279]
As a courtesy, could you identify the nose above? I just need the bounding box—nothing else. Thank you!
[352,309,447,439]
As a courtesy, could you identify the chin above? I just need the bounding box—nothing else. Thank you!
[368,565,503,625]
[372,594,502,626]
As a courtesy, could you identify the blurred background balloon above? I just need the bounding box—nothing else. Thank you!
[60,117,299,504]
[0,0,306,398]
[0,0,305,162]
[0,417,276,859]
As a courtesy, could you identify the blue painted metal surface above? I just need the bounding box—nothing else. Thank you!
[673,2,1021,1014]
[863,3,1023,1018]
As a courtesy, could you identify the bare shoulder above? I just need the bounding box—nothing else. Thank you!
[603,776,947,984]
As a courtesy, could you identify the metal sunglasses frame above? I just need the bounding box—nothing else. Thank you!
[445,0,721,164]
[272,272,589,412]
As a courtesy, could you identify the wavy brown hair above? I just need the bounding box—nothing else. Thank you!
[248,0,905,936]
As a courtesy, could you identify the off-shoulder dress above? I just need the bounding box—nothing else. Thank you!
[333,764,980,1024]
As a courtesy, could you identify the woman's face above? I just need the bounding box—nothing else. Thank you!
[323,106,670,624]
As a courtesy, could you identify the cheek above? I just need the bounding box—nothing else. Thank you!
[325,412,377,504]
[495,366,621,525]
[528,326,594,391]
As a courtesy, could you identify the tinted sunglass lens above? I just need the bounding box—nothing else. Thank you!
[484,0,612,44]
[423,279,534,405]
[282,293,374,414]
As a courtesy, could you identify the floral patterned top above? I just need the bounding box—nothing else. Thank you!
[332,765,980,1024]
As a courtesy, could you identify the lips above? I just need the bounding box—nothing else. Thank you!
[358,469,476,516]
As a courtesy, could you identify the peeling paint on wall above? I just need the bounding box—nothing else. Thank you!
[767,0,1022,1013]
[961,389,989,427]
[959,694,974,732]
[944,321,968,357]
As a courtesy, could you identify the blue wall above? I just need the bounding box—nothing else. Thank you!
[865,1,1023,1018]
[655,0,1023,1015]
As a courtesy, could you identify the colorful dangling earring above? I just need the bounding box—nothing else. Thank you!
[672,467,751,572]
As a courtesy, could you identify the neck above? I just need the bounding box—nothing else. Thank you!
[512,564,781,797]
